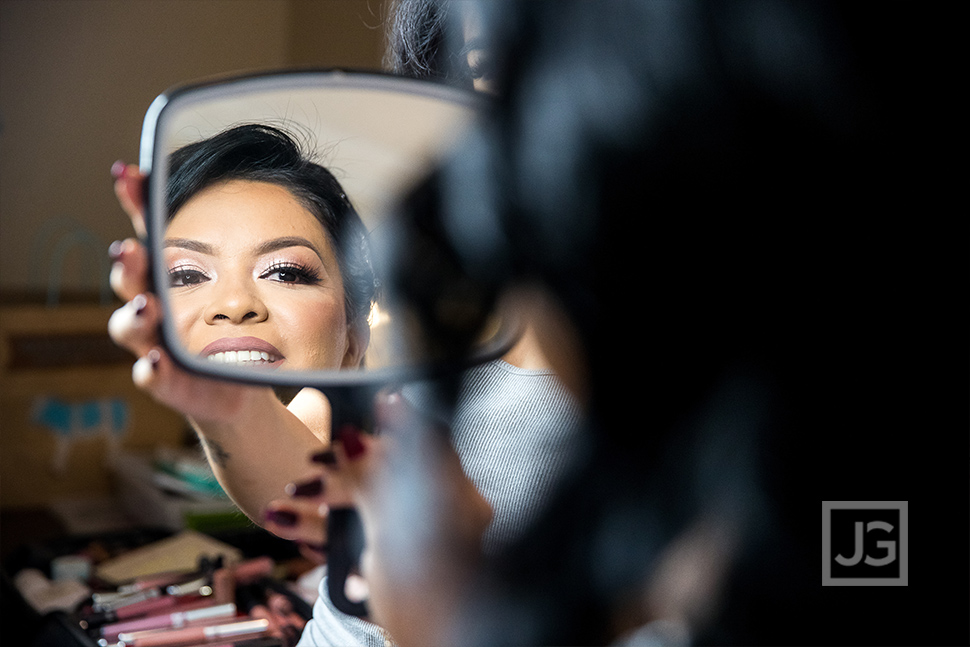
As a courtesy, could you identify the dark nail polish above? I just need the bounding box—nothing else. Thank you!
[264,509,298,527]
[311,450,337,466]
[340,425,366,460]
[286,478,323,498]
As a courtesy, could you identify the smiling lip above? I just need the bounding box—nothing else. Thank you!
[200,337,285,368]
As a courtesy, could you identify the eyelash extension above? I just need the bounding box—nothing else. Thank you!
[168,264,211,288]
[260,261,322,285]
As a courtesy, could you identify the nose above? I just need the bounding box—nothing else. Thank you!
[203,276,268,325]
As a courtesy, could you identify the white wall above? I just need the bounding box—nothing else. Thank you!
[0,0,386,300]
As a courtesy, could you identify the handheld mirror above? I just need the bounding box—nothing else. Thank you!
[140,69,517,389]
[137,69,518,617]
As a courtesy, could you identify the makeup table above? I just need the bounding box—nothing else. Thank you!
[0,508,316,647]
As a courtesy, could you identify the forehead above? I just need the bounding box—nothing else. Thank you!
[167,179,329,241]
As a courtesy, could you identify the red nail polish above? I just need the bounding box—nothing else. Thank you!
[286,478,324,498]
[340,425,366,460]
[311,449,337,466]
[264,509,298,526]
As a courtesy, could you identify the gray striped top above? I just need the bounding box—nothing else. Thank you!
[296,359,584,646]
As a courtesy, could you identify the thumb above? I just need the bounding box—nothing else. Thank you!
[112,161,148,238]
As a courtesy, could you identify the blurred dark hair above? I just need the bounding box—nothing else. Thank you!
[167,123,377,328]
[384,0,474,89]
[407,0,961,644]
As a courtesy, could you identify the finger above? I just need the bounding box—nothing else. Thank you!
[297,542,328,566]
[128,345,267,423]
[321,429,376,507]
[109,238,151,303]
[284,475,325,500]
[112,161,147,237]
[373,390,411,431]
[131,348,165,394]
[263,500,328,545]
[108,292,160,359]
[310,442,369,508]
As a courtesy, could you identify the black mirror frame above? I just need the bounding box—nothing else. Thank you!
[138,68,520,390]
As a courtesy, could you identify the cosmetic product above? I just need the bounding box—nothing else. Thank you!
[265,592,307,633]
[116,618,270,647]
[172,638,285,647]
[165,575,212,597]
[231,557,274,585]
[209,565,235,606]
[83,593,180,628]
[100,602,237,642]
[101,637,285,647]
[236,583,306,647]
[13,568,91,615]
[93,587,163,612]
[51,554,92,582]
[115,568,201,595]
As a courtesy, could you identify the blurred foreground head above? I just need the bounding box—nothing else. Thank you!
[391,0,955,644]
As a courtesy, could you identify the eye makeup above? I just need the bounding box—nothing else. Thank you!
[258,260,322,286]
[168,263,211,288]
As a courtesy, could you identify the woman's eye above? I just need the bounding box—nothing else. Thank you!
[261,263,320,285]
[169,268,210,287]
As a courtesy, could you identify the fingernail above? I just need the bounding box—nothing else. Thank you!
[340,425,366,460]
[108,240,125,260]
[264,509,298,527]
[147,348,161,368]
[111,160,127,180]
[311,450,337,466]
[133,294,148,316]
[285,478,323,498]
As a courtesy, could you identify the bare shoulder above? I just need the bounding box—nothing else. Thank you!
[286,387,332,444]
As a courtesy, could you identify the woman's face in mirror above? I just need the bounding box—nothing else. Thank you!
[164,179,363,371]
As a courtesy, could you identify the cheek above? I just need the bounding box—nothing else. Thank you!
[170,291,211,350]
[275,293,349,367]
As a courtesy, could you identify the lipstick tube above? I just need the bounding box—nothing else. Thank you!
[117,618,270,647]
[83,594,180,628]
[100,602,237,642]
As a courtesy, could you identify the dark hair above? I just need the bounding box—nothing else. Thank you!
[167,123,377,328]
[385,0,473,89]
[403,1,959,645]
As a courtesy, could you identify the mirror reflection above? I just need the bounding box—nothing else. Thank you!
[143,73,509,384]
[163,123,373,374]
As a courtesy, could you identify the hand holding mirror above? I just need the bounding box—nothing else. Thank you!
[134,69,518,616]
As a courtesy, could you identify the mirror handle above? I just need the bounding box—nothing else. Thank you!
[326,507,369,617]
[324,387,375,617]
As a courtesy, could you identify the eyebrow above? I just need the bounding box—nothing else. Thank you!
[164,236,324,262]
[254,236,324,262]
[164,238,214,254]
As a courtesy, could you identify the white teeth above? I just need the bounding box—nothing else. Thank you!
[206,350,276,365]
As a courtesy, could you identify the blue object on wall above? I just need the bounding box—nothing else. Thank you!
[32,397,130,473]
